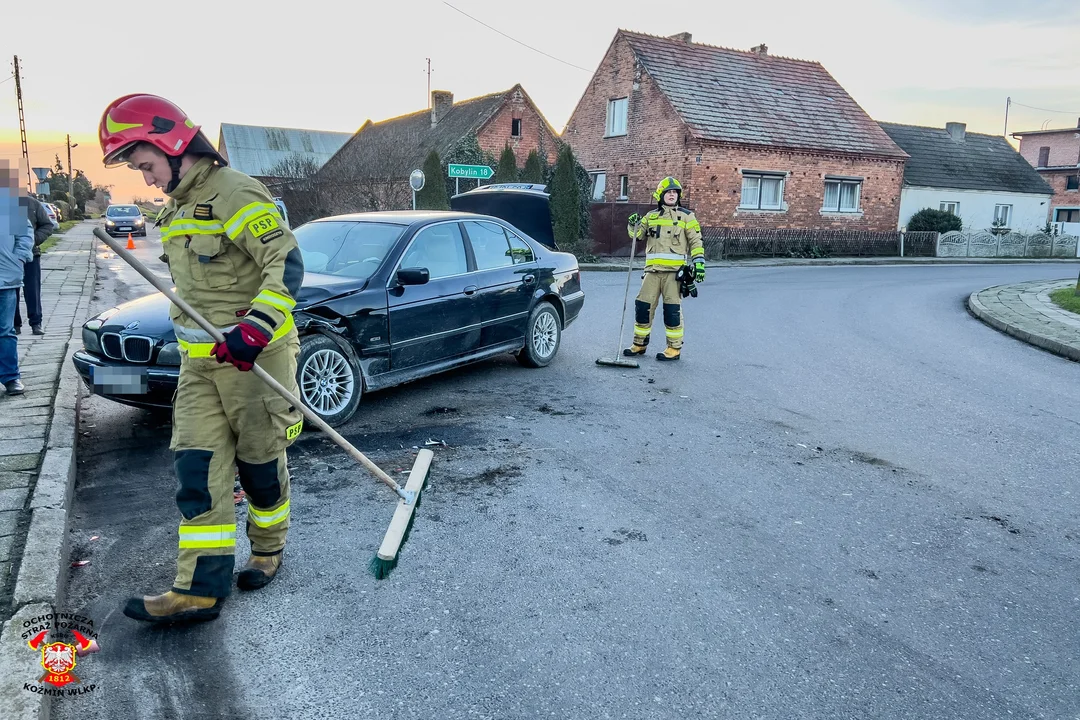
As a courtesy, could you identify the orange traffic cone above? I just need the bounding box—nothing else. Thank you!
[126,233,136,250]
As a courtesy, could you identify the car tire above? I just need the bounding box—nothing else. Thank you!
[517,301,561,368]
[296,334,362,428]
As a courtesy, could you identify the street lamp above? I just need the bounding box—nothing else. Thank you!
[66,135,78,216]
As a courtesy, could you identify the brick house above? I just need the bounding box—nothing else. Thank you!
[563,31,909,242]
[1012,120,1080,231]
[316,85,560,214]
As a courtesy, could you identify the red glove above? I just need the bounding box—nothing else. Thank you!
[212,322,270,371]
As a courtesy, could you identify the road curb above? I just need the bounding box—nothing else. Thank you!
[967,282,1080,363]
[0,225,96,720]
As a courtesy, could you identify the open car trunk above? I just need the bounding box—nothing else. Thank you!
[450,184,557,251]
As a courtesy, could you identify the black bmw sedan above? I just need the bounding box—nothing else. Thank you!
[73,185,585,426]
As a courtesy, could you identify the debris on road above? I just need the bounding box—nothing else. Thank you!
[425,439,447,447]
[71,560,91,567]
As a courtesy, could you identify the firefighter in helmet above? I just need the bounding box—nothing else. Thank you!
[624,176,705,361]
[99,94,305,624]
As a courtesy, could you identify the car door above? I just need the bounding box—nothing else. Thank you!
[387,222,481,370]
[461,220,536,347]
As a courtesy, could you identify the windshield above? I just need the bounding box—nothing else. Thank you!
[294,221,404,279]
[106,206,141,217]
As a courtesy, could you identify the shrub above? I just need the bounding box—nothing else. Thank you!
[907,208,961,233]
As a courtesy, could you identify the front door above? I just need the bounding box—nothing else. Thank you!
[387,222,481,370]
[461,220,536,348]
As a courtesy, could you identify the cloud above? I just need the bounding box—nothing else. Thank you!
[893,0,1080,25]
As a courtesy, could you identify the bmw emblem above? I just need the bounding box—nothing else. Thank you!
[125,321,140,331]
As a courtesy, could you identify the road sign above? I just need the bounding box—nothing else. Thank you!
[447,164,493,180]
[409,169,425,191]
[32,167,50,182]
[36,182,50,196]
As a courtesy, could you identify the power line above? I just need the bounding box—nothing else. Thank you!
[442,2,591,72]
[1011,100,1080,115]
[0,74,14,85]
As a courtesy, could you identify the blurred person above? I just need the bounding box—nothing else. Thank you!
[1,163,34,395]
[14,194,52,335]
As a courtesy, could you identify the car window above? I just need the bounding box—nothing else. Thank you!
[399,223,468,279]
[506,231,535,264]
[294,221,403,279]
[464,221,513,271]
[106,206,140,217]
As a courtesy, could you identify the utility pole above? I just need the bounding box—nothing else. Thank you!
[425,58,432,108]
[13,55,33,192]
[1003,96,1011,137]
[66,134,75,213]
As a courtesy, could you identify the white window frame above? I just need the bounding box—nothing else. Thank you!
[993,204,1012,228]
[740,172,786,210]
[822,178,862,213]
[617,175,629,201]
[940,201,960,215]
[589,172,607,201]
[605,98,628,137]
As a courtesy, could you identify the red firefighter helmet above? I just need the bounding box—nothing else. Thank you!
[99,94,225,168]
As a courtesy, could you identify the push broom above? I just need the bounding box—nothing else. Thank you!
[596,220,641,369]
[93,227,429,579]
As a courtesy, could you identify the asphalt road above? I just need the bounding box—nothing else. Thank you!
[56,245,1080,719]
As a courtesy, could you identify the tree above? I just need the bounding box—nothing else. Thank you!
[493,144,518,184]
[549,144,584,253]
[443,133,497,198]
[265,154,322,180]
[520,150,545,184]
[906,208,962,233]
[416,150,449,210]
[47,165,95,218]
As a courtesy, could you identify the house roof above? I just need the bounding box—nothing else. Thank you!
[619,31,907,159]
[878,122,1054,195]
[217,124,353,177]
[319,87,518,180]
[1010,126,1080,138]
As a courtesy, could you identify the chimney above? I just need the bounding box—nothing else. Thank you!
[667,32,692,43]
[431,91,453,126]
[750,43,768,56]
[946,122,966,142]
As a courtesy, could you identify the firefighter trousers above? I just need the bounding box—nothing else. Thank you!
[632,270,684,349]
[169,333,303,598]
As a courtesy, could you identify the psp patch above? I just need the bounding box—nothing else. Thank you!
[286,419,303,441]
[258,229,284,245]
[247,214,280,239]
[193,204,213,220]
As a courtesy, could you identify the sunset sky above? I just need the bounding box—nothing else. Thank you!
[3,0,1079,202]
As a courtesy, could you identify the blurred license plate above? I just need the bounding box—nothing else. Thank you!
[90,366,148,395]
[118,226,132,232]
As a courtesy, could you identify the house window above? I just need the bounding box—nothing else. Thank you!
[605,98,628,137]
[993,204,1012,227]
[589,172,607,201]
[511,118,522,137]
[940,201,960,215]
[1067,175,1079,191]
[740,172,785,210]
[823,178,862,212]
[1055,208,1079,223]
[618,175,629,201]
[1038,146,1050,167]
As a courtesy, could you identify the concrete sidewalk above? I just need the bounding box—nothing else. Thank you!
[968,279,1080,362]
[0,221,96,719]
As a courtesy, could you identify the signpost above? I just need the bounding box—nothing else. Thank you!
[409,169,425,210]
[447,164,493,195]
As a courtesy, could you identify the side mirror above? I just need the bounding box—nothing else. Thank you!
[397,267,430,286]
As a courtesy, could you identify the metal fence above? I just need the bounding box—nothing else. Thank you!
[699,228,939,260]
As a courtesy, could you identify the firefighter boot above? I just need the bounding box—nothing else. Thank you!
[622,344,647,357]
[237,551,282,591]
[122,590,222,624]
[656,347,681,362]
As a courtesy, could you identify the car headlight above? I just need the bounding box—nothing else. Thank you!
[134,217,145,225]
[105,220,115,226]
[85,307,119,332]
[82,327,103,356]
[157,342,181,366]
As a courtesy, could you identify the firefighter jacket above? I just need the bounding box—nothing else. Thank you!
[628,205,704,273]
[157,157,304,356]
